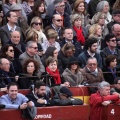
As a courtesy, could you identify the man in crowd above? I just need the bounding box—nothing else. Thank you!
[78,37,102,68]
[100,33,120,69]
[19,41,45,76]
[0,82,34,109]
[89,81,120,120]
[26,81,54,107]
[0,11,23,46]
[60,28,82,57]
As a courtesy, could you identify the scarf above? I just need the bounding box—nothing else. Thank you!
[108,67,116,79]
[46,67,61,84]
[73,26,85,45]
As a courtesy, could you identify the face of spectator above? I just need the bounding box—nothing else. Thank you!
[102,3,109,13]
[9,0,16,4]
[48,61,57,72]
[8,12,18,24]
[112,25,120,38]
[100,86,110,96]
[109,59,117,68]
[65,49,74,57]
[27,43,38,56]
[98,16,105,26]
[27,62,35,75]
[14,10,21,18]
[53,49,58,59]
[106,37,117,48]
[38,3,45,13]
[74,18,82,28]
[48,37,56,44]
[70,63,78,71]
[113,14,120,23]
[53,15,63,27]
[11,31,20,45]
[36,86,46,97]
[55,2,65,14]
[77,2,84,13]
[115,80,120,90]
[8,85,18,100]
[0,59,10,72]
[89,43,98,53]
[6,46,14,58]
[95,25,102,36]
[63,29,73,41]
[32,19,42,31]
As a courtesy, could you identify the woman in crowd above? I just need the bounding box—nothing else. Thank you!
[58,43,75,73]
[18,59,40,89]
[41,46,58,67]
[72,0,90,27]
[89,24,102,53]
[41,29,60,53]
[22,0,34,16]
[71,13,88,45]
[113,0,120,10]
[0,44,23,75]
[96,1,112,24]
[41,57,64,86]
[103,55,120,84]
[62,56,84,86]
[26,16,47,44]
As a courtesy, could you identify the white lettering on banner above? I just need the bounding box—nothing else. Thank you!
[34,114,52,119]
[111,109,115,115]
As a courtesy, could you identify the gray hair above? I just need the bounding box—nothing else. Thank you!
[26,41,36,48]
[87,57,97,64]
[96,1,109,12]
[54,0,63,7]
[98,81,110,91]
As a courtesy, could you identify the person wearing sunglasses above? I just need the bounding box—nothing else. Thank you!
[101,33,120,70]
[62,56,84,86]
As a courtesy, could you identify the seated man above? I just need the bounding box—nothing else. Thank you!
[110,77,120,94]
[0,82,34,109]
[89,81,120,120]
[26,81,54,107]
[52,86,83,106]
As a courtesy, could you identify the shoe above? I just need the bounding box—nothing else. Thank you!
[0,104,5,109]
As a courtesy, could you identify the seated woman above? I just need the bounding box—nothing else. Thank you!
[18,59,40,89]
[41,57,64,86]
[0,44,23,75]
[103,55,120,84]
[62,57,84,86]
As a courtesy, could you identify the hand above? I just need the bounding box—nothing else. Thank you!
[37,99,45,104]
[102,101,111,106]
[20,103,27,109]
[27,101,33,107]
[15,75,19,81]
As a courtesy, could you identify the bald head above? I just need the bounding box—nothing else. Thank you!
[112,24,120,38]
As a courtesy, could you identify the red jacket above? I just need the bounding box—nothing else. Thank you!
[89,91,119,120]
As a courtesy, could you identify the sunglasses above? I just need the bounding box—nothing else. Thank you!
[110,40,116,42]
[30,47,38,49]
[88,63,97,66]
[33,22,42,26]
[55,19,63,22]
[9,49,14,52]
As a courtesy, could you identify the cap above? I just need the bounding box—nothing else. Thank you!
[10,4,22,11]
[60,87,73,97]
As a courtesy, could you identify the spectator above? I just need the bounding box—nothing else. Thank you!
[60,28,82,57]
[78,37,102,68]
[102,55,120,84]
[113,0,120,10]
[26,81,54,107]
[71,14,88,45]
[41,57,64,86]
[72,0,90,27]
[41,29,60,53]
[26,16,47,44]
[0,58,16,86]
[58,43,75,73]
[62,56,84,86]
[0,44,23,75]
[0,82,34,109]
[18,59,40,89]
[19,41,45,76]
[100,33,120,69]
[45,14,65,40]
[110,77,120,95]
[0,11,23,46]
[89,81,120,120]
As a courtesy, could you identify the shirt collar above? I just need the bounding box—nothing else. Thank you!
[87,50,95,57]
[7,23,16,31]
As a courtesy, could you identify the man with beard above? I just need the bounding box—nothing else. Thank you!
[26,81,54,107]
[78,37,102,68]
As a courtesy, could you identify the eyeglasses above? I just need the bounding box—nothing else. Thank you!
[58,5,65,8]
[71,62,78,65]
[1,63,11,66]
[117,83,120,85]
[55,19,63,22]
[110,40,116,42]
[9,49,14,52]
[33,22,42,26]
[30,47,38,49]
[88,63,97,66]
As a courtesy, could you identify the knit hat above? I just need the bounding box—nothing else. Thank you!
[10,4,22,11]
[60,87,73,97]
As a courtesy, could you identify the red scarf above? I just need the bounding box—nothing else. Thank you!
[73,26,85,45]
[46,67,61,84]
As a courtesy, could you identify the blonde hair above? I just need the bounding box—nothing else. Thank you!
[46,29,58,39]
